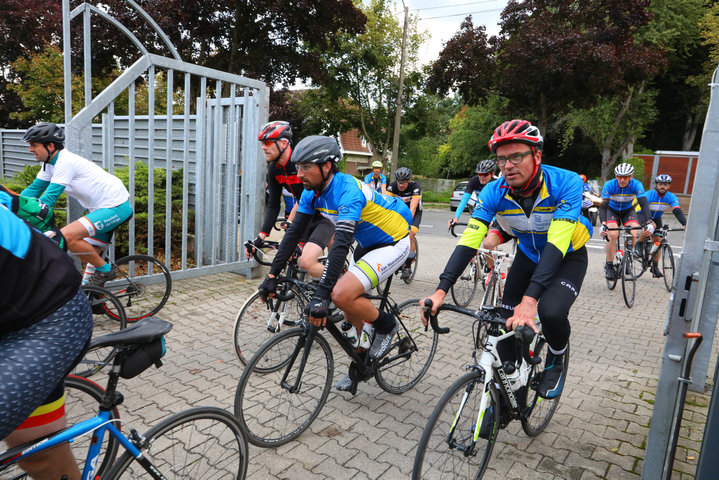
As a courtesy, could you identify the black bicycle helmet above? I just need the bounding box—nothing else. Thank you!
[476,159,496,174]
[22,122,65,146]
[395,167,412,181]
[291,135,342,165]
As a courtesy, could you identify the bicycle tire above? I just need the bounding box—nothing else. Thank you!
[105,406,249,479]
[403,237,419,284]
[252,241,279,266]
[74,285,127,377]
[451,257,478,307]
[662,243,675,292]
[521,342,568,437]
[633,243,647,279]
[412,370,499,480]
[234,327,333,447]
[479,270,499,308]
[0,376,123,479]
[233,284,306,370]
[374,299,438,394]
[621,251,636,308]
[106,254,172,322]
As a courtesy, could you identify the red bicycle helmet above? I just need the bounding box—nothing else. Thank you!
[488,119,543,153]
[258,121,292,142]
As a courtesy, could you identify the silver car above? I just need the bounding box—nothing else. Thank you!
[449,181,478,212]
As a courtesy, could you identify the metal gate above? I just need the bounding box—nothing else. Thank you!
[62,0,268,279]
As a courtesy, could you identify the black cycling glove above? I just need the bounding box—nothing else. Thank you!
[258,275,278,301]
[305,297,329,320]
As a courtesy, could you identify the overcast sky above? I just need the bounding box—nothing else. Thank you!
[399,0,509,66]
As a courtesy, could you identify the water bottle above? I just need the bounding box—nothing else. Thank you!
[357,323,375,351]
[340,321,359,348]
[649,241,661,256]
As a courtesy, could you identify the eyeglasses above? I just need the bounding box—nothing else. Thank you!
[656,182,670,186]
[496,150,533,167]
[478,172,492,177]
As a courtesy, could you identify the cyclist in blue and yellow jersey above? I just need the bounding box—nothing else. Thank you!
[364,160,388,194]
[21,122,133,285]
[258,136,412,393]
[598,163,653,280]
[0,202,93,479]
[250,121,334,278]
[636,174,687,277]
[386,167,422,279]
[421,119,592,400]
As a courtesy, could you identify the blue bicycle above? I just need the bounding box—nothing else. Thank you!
[0,318,249,479]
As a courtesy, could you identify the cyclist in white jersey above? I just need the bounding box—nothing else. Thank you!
[21,123,132,284]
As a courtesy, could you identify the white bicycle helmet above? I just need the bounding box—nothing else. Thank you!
[655,174,672,183]
[614,163,634,176]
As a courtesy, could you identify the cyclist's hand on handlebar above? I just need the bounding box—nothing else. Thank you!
[643,221,655,235]
[599,224,608,238]
[419,291,445,327]
[305,297,329,327]
[245,236,264,259]
[447,217,458,231]
[280,220,291,230]
[506,296,539,334]
[258,275,278,302]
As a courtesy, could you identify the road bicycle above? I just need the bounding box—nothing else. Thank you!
[244,238,280,266]
[76,241,173,322]
[0,317,249,480]
[73,284,128,377]
[448,222,486,307]
[412,300,566,479]
[605,225,643,308]
[475,248,514,308]
[233,273,443,447]
[631,224,681,292]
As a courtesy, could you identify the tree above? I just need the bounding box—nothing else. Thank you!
[495,0,663,135]
[426,16,496,106]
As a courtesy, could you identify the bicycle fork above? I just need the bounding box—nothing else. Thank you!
[280,326,316,394]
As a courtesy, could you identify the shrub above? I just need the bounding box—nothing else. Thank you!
[620,157,646,184]
[1,164,68,227]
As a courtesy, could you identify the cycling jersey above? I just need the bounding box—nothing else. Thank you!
[0,205,82,335]
[22,149,129,211]
[386,181,423,212]
[297,172,411,248]
[645,189,680,220]
[261,158,304,235]
[439,164,592,299]
[601,178,646,212]
[364,173,387,193]
[454,175,494,217]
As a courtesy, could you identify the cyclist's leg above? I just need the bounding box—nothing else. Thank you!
[604,209,620,262]
[495,250,535,362]
[63,200,132,271]
[298,214,334,278]
[0,289,93,479]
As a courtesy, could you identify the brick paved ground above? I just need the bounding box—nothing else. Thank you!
[90,228,714,479]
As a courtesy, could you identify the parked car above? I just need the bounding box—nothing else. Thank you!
[449,181,478,212]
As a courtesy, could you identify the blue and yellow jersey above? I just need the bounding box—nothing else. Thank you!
[297,172,411,248]
[364,172,387,193]
[645,189,680,220]
[464,164,593,264]
[601,178,646,212]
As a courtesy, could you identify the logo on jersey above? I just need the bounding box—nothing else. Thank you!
[94,221,105,231]
[339,205,349,215]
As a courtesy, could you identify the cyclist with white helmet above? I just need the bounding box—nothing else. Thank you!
[249,121,334,278]
[20,122,132,285]
[364,160,388,194]
[636,174,687,277]
[599,162,653,280]
[386,167,422,279]
[258,136,412,393]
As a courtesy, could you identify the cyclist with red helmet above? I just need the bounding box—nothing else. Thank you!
[248,121,334,278]
[422,119,592,400]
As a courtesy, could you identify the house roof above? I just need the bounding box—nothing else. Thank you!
[338,129,372,156]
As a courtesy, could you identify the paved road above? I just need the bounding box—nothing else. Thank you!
[93,209,710,479]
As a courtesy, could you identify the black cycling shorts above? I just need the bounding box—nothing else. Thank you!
[300,214,334,250]
[606,207,639,226]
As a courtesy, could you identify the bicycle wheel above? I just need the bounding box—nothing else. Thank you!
[403,237,419,284]
[107,255,172,322]
[412,370,499,480]
[621,252,636,308]
[234,327,333,447]
[479,271,499,308]
[451,257,478,307]
[233,283,306,370]
[74,285,127,377]
[632,243,647,279]
[662,243,675,292]
[521,343,569,437]
[252,241,279,266]
[105,406,248,479]
[374,299,438,394]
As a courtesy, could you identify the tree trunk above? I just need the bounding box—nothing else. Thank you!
[600,147,613,183]
[682,112,699,151]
